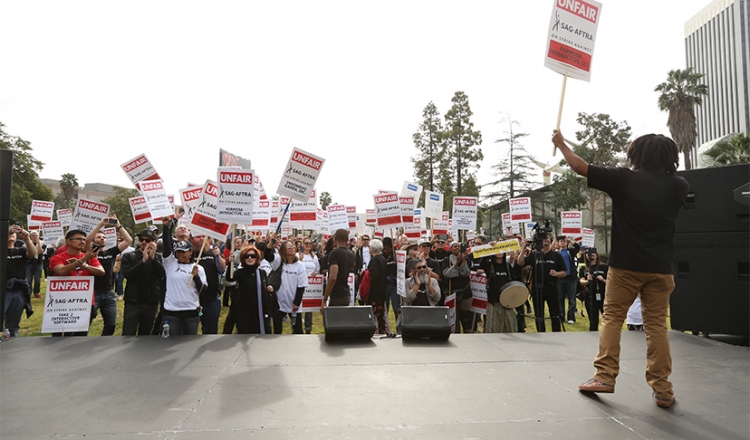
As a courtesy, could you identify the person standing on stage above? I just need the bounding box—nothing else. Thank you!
[552,130,689,408]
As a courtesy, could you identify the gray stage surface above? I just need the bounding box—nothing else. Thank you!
[1,331,748,440]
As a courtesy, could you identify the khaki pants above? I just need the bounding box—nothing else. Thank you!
[593,267,675,399]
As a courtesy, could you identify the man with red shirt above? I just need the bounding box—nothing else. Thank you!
[50,229,104,336]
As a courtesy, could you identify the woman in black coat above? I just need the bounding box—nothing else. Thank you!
[224,245,276,334]
[365,239,388,334]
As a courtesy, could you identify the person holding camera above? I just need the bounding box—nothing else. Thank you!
[517,232,566,332]
[579,249,608,331]
[404,258,441,306]
[4,225,37,337]
[25,231,45,299]
[84,216,133,336]
[556,235,581,324]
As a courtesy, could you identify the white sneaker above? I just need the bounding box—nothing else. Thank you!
[568,320,575,324]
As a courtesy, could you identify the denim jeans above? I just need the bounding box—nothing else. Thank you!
[200,297,221,334]
[558,278,578,322]
[162,313,200,335]
[3,290,26,337]
[26,265,42,295]
[91,291,118,336]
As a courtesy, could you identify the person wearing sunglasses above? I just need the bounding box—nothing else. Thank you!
[223,245,274,334]
[404,259,441,307]
[120,229,167,336]
[273,240,309,334]
[299,238,319,334]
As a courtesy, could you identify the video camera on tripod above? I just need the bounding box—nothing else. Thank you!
[529,220,553,251]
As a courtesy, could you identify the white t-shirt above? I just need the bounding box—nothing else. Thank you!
[299,253,320,276]
[276,261,309,313]
[163,255,208,312]
[626,296,643,325]
[362,246,371,267]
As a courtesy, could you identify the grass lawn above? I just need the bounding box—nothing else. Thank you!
[15,278,643,337]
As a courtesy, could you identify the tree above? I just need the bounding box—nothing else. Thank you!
[101,186,140,236]
[411,102,447,194]
[485,115,536,204]
[319,191,332,210]
[702,132,750,166]
[655,67,709,170]
[0,122,55,223]
[443,91,483,196]
[54,173,79,210]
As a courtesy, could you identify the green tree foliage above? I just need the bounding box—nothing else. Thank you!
[485,115,536,204]
[443,91,483,196]
[412,101,448,195]
[54,173,79,210]
[319,191,332,210]
[0,122,54,224]
[101,186,140,236]
[655,67,709,170]
[702,132,750,166]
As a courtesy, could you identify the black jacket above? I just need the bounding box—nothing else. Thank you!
[121,249,166,304]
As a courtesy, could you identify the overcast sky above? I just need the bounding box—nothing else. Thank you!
[1,0,711,212]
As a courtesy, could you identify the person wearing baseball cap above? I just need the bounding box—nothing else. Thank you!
[120,228,166,336]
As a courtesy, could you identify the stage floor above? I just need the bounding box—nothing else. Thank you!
[1,331,748,440]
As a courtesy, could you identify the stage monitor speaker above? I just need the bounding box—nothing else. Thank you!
[675,164,750,234]
[400,306,451,341]
[0,149,12,221]
[670,231,749,336]
[323,306,376,342]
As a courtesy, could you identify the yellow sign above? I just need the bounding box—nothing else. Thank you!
[471,239,521,258]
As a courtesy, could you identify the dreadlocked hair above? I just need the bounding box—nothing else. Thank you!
[626,134,679,174]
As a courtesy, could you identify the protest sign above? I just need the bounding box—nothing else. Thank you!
[445,292,456,333]
[399,197,415,224]
[452,196,477,231]
[424,191,443,219]
[300,275,324,312]
[582,227,595,247]
[30,200,54,222]
[432,219,448,236]
[42,221,64,244]
[69,199,110,235]
[404,216,421,239]
[139,179,173,220]
[277,147,325,203]
[348,273,356,306]
[373,192,402,228]
[326,204,348,231]
[316,208,329,235]
[396,250,406,297]
[102,227,117,249]
[469,272,488,315]
[510,197,532,222]
[270,200,280,225]
[401,181,422,204]
[179,186,203,222]
[467,230,476,241]
[121,154,160,186]
[26,215,41,231]
[346,206,357,231]
[188,180,230,241]
[544,0,603,82]
[289,190,317,228]
[365,209,376,226]
[219,148,251,169]
[502,212,520,235]
[561,211,583,235]
[216,168,255,223]
[251,200,271,230]
[471,239,521,258]
[56,209,72,227]
[41,276,94,333]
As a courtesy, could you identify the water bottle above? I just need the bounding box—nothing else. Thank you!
[2,329,10,340]
[161,321,170,339]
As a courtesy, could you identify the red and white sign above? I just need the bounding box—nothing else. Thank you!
[270,200,280,225]
[373,192,402,228]
[288,189,317,227]
[41,276,94,333]
[41,221,64,244]
[561,211,583,235]
[128,196,151,224]
[404,215,421,239]
[316,208,329,235]
[502,212,521,236]
[26,215,42,231]
[400,181,422,205]
[346,206,357,231]
[396,250,406,297]
[510,197,532,222]
[432,219,448,236]
[544,0,603,82]
[188,180,230,241]
[469,271,488,315]
[102,227,118,250]
[277,147,325,202]
[56,209,72,227]
[445,292,457,333]
[399,197,415,224]
[140,179,173,220]
[179,186,203,222]
[251,200,271,230]
[365,209,376,226]
[121,154,160,186]
[299,275,324,312]
[326,204,349,231]
[582,227,595,248]
[30,200,55,222]
[69,199,110,235]
[452,196,477,230]
[217,167,255,223]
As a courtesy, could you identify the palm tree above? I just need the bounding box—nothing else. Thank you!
[655,68,709,170]
[703,132,750,166]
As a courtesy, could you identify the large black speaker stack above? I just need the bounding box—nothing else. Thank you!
[323,306,376,342]
[671,164,749,336]
[399,306,451,341]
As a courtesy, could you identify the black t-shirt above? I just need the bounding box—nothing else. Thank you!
[367,254,387,303]
[327,247,355,298]
[197,254,221,303]
[523,250,566,290]
[579,264,608,296]
[7,247,31,280]
[588,165,688,274]
[93,246,121,292]
[481,257,514,304]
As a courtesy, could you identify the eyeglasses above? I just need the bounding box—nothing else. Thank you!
[245,254,258,259]
[415,265,427,270]
[436,241,445,244]
[304,242,312,245]
[140,238,153,243]
[68,237,86,241]
[361,238,370,241]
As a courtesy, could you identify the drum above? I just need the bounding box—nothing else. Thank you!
[499,281,529,309]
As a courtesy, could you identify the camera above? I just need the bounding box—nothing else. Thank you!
[460,242,467,254]
[91,244,102,252]
[107,217,118,225]
[530,220,553,251]
[586,247,597,258]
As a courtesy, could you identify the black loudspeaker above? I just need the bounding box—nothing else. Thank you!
[675,164,750,233]
[323,306,376,341]
[0,149,12,220]
[400,306,451,341]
